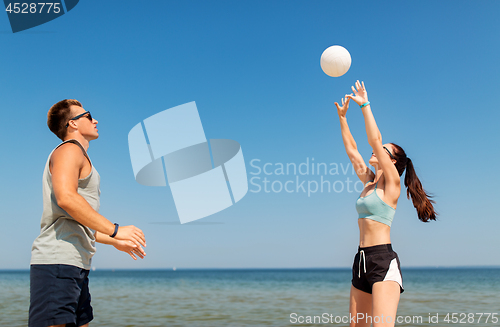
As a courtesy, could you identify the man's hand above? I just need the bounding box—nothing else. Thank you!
[115,225,146,248]
[113,240,146,260]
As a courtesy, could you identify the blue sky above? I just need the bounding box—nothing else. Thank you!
[1,0,499,269]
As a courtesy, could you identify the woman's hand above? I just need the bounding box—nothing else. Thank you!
[113,240,146,260]
[334,95,350,117]
[346,80,368,106]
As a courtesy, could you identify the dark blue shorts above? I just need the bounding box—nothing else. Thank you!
[29,264,93,327]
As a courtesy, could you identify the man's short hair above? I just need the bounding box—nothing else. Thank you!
[47,99,82,140]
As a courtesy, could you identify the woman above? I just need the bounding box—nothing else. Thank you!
[334,80,437,327]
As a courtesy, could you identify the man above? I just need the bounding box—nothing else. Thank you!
[29,99,146,327]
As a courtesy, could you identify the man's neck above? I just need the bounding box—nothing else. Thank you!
[63,134,90,151]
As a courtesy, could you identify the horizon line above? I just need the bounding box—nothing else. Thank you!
[2,265,500,272]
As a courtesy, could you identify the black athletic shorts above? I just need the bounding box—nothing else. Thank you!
[351,244,404,294]
[29,264,93,327]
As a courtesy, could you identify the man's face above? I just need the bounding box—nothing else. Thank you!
[69,105,99,140]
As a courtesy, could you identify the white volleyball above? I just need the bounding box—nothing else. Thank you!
[320,45,352,77]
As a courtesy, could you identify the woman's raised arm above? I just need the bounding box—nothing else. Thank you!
[346,80,399,185]
[335,95,374,183]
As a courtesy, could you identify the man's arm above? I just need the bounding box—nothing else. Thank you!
[51,143,146,248]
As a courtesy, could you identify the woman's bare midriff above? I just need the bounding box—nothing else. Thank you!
[358,218,391,247]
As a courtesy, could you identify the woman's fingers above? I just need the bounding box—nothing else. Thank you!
[361,81,365,90]
[128,242,145,259]
[128,251,137,260]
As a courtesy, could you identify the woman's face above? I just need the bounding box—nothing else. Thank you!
[368,143,396,167]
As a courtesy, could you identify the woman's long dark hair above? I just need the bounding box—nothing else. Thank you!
[390,143,437,222]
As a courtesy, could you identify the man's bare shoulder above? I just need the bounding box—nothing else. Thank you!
[50,142,86,169]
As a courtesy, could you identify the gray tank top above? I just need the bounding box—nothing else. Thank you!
[31,139,100,270]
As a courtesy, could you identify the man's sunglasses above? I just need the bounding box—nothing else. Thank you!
[372,146,396,161]
[66,111,92,127]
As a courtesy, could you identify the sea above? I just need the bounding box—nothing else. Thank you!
[1,268,499,327]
